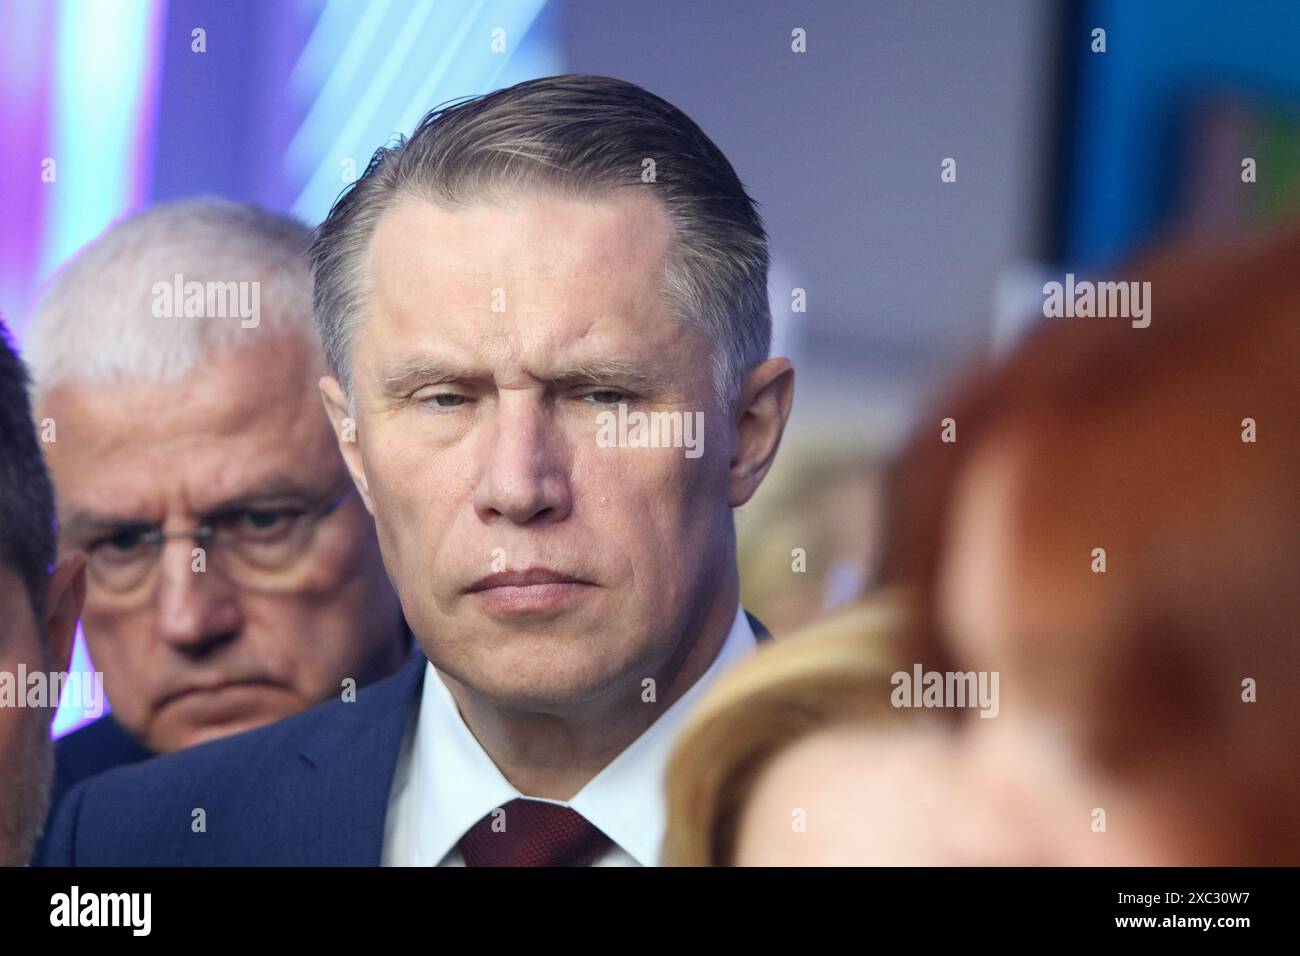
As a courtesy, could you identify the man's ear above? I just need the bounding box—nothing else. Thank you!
[45,552,85,676]
[319,375,375,515]
[730,357,795,508]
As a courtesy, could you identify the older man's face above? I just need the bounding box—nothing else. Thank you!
[41,335,405,753]
[333,190,740,706]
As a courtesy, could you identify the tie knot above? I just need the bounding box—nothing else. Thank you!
[458,798,614,867]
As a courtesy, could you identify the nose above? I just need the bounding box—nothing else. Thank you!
[153,537,243,654]
[472,393,574,526]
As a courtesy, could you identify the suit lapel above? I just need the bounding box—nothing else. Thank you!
[289,648,427,865]
[273,614,767,864]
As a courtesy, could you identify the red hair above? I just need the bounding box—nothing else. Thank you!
[879,225,1300,859]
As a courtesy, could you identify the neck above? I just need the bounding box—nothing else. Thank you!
[441,573,741,801]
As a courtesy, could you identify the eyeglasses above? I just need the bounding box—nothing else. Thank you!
[78,488,356,601]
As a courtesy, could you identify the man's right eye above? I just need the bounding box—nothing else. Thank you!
[101,529,149,555]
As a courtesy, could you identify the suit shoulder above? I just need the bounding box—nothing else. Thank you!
[84,651,426,794]
[53,716,152,792]
[41,653,426,865]
[56,714,149,760]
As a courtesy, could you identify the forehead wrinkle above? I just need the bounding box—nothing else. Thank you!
[379,343,671,395]
[487,306,690,384]
[62,471,323,530]
[46,351,340,527]
[364,195,692,398]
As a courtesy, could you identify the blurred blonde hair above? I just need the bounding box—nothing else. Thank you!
[735,435,888,636]
[662,593,916,866]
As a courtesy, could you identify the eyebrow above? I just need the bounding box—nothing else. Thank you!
[377,355,674,397]
[61,514,153,541]
[378,358,479,396]
[60,478,328,539]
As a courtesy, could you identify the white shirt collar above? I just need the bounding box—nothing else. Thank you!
[386,604,756,866]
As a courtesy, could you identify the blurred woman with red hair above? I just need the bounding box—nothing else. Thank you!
[665,226,1300,865]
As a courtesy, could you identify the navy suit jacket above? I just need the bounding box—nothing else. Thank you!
[51,715,155,802]
[32,715,154,863]
[41,612,771,866]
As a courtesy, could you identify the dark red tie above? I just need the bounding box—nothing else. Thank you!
[458,798,614,867]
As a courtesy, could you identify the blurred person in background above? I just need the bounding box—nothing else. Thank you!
[735,437,887,637]
[662,598,1020,866]
[931,225,1300,865]
[0,321,84,866]
[667,224,1300,866]
[25,199,409,837]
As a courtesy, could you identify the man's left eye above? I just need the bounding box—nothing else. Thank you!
[234,510,294,537]
[584,390,627,404]
[424,393,467,408]
[244,510,286,528]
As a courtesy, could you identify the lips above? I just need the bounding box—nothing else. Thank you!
[157,678,280,710]
[465,567,590,593]
[463,567,596,615]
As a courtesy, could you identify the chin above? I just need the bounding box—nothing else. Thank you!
[463,653,635,708]
[162,696,300,752]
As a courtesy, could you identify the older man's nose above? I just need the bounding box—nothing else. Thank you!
[472,400,573,526]
[154,539,243,653]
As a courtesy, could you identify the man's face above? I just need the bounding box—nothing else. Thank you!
[335,190,738,707]
[0,569,57,866]
[41,335,404,753]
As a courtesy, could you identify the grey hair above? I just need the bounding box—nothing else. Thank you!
[311,74,771,409]
[25,197,315,407]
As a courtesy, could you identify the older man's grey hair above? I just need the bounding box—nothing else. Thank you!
[311,74,771,410]
[25,197,315,408]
